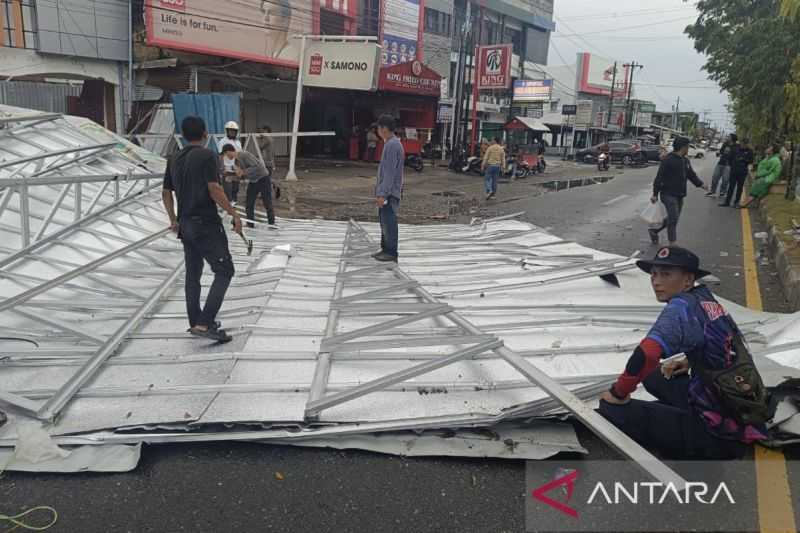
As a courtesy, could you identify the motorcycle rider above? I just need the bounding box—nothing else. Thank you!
[217,121,243,204]
[597,142,611,170]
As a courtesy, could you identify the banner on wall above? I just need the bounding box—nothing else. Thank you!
[576,52,628,97]
[146,0,353,68]
[476,44,513,90]
[381,0,424,66]
[513,80,553,102]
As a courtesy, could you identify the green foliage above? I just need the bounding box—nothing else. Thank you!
[685,0,800,143]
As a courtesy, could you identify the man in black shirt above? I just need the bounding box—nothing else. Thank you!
[648,137,707,246]
[720,138,754,208]
[162,116,242,343]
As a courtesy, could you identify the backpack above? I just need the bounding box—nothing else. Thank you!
[693,325,771,426]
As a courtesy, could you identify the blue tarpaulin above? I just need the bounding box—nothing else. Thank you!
[171,93,241,134]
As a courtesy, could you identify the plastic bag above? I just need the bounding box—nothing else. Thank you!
[640,201,667,226]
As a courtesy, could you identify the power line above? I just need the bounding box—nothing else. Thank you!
[555,15,697,37]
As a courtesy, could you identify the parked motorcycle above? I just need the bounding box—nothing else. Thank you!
[461,156,482,175]
[505,155,527,179]
[597,152,610,171]
[405,153,424,172]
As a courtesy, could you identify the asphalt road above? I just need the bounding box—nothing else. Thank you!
[2,156,797,533]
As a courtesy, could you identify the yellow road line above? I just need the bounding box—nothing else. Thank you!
[742,208,797,532]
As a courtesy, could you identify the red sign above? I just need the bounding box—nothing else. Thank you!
[378,60,442,97]
[159,0,186,11]
[477,44,513,90]
[309,53,323,76]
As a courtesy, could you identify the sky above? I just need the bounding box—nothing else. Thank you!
[548,0,734,132]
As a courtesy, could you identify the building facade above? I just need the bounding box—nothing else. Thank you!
[0,0,132,132]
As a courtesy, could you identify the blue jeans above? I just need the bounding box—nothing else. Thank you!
[710,164,730,196]
[379,197,400,258]
[484,165,501,193]
[651,194,684,243]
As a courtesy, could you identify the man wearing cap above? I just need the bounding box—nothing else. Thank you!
[648,137,708,246]
[598,246,767,459]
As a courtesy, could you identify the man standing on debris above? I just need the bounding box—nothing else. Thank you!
[163,116,241,343]
[648,137,708,246]
[598,246,768,459]
[482,137,505,200]
[372,114,404,263]
[233,146,276,228]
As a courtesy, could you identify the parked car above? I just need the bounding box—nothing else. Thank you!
[688,144,706,159]
[640,143,662,162]
[576,140,646,165]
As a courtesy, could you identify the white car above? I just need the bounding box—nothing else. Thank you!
[688,144,706,159]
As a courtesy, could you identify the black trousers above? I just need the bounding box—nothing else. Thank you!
[179,217,235,328]
[245,176,276,226]
[597,370,747,459]
[725,171,747,206]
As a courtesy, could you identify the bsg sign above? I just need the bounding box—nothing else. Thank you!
[477,44,513,90]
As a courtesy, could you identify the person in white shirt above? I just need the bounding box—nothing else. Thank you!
[217,121,243,204]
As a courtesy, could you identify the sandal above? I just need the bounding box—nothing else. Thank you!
[190,324,232,343]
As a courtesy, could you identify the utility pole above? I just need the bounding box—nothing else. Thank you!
[606,62,617,130]
[449,1,471,169]
[672,96,680,131]
[623,61,643,132]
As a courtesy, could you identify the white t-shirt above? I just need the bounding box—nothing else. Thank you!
[217,137,243,173]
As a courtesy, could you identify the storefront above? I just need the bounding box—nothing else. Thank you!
[301,60,441,160]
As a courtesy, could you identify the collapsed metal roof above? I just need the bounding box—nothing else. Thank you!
[1,105,800,478]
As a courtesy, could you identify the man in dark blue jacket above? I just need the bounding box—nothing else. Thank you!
[648,137,707,246]
[598,246,767,459]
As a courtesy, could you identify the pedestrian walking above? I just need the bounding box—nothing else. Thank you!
[236,149,276,227]
[706,133,737,198]
[220,143,241,205]
[649,137,708,246]
[372,114,404,263]
[740,143,782,209]
[163,116,241,343]
[481,137,505,200]
[598,246,768,459]
[217,121,243,204]
[720,139,754,208]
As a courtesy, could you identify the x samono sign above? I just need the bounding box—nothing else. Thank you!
[303,41,381,91]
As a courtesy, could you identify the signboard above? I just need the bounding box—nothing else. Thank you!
[638,102,657,114]
[476,44,513,90]
[381,0,424,66]
[513,80,553,102]
[437,103,453,122]
[575,100,593,127]
[576,52,628,97]
[145,0,350,68]
[636,112,653,128]
[302,41,381,91]
[561,104,577,115]
[379,60,442,96]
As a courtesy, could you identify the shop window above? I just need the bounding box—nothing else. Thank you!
[1,0,36,49]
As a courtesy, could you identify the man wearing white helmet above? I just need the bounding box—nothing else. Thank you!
[217,121,243,204]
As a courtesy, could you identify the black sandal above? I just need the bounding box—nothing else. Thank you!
[190,324,232,343]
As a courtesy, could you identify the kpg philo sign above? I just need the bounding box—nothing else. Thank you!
[302,41,381,91]
[477,44,513,90]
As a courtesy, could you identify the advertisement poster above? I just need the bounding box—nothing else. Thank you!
[476,44,513,90]
[381,0,423,66]
[146,0,354,68]
[576,52,629,97]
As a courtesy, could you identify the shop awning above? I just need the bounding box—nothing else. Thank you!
[505,116,551,133]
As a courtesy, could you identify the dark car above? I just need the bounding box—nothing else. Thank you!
[640,143,662,162]
[576,140,646,165]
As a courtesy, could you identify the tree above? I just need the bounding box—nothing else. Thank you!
[685,0,800,144]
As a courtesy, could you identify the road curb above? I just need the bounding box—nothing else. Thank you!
[758,202,800,311]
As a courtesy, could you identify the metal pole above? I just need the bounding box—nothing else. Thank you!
[36,261,183,421]
[128,0,134,128]
[19,183,30,248]
[470,44,480,155]
[286,35,307,182]
[606,61,617,130]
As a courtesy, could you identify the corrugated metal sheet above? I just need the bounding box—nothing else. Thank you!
[0,81,81,114]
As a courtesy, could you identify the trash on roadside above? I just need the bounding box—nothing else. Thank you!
[754,232,768,240]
